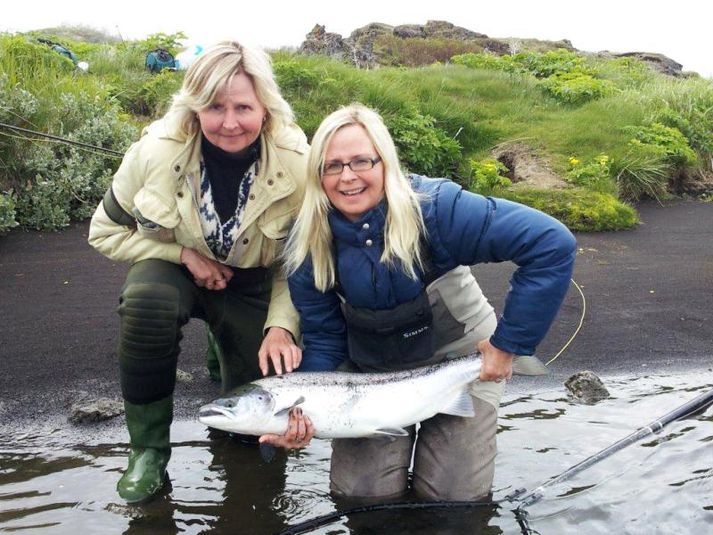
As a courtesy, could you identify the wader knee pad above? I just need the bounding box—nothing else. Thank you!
[118,283,181,403]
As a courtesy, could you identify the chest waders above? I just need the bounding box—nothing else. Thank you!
[116,259,271,503]
[339,255,465,372]
[331,265,500,501]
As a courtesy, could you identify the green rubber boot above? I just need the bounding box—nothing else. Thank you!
[117,396,173,504]
[205,325,222,383]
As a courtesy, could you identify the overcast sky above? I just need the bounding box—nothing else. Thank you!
[3,0,711,78]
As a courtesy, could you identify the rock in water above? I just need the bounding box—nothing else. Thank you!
[69,398,124,423]
[565,371,610,403]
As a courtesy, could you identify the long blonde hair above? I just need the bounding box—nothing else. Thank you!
[284,104,426,292]
[167,41,294,137]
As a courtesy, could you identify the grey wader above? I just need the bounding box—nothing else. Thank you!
[330,266,504,501]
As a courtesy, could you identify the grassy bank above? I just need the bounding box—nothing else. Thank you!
[1,31,711,232]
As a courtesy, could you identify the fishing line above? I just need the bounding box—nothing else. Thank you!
[274,500,501,535]
[0,121,124,157]
[545,278,586,366]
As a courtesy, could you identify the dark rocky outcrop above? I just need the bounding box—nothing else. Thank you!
[301,24,351,61]
[300,20,501,67]
[299,20,688,76]
[600,51,685,77]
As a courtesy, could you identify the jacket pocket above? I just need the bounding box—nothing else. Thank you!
[257,209,295,265]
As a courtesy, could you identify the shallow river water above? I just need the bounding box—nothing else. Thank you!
[1,370,711,535]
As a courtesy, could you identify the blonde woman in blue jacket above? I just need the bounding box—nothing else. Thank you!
[269,104,576,502]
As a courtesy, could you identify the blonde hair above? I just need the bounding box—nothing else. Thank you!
[168,41,294,137]
[284,103,426,292]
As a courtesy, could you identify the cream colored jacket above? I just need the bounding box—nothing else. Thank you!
[88,113,308,335]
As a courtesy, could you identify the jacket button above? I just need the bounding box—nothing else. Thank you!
[362,223,370,230]
[276,171,284,178]
[174,164,181,172]
[249,193,255,200]
[365,239,373,247]
[243,238,249,245]
[267,179,274,186]
[177,191,184,198]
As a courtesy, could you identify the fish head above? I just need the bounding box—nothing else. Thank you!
[198,383,276,435]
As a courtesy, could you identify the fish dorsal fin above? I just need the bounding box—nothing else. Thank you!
[374,427,409,436]
[440,391,476,418]
[273,396,305,417]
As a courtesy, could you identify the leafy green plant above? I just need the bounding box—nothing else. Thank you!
[540,71,616,104]
[0,192,18,233]
[469,158,512,194]
[274,59,322,96]
[499,187,639,231]
[566,154,612,189]
[139,32,187,56]
[1,85,137,230]
[451,52,519,73]
[134,69,182,117]
[386,110,462,177]
[513,49,588,78]
[624,122,698,168]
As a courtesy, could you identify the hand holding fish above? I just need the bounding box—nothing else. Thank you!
[259,407,315,449]
[477,338,514,382]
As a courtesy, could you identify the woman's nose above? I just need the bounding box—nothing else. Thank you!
[223,109,239,129]
[339,165,358,181]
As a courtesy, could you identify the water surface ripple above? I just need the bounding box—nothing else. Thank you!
[1,371,711,534]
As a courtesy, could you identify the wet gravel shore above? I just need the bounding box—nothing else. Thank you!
[1,198,710,426]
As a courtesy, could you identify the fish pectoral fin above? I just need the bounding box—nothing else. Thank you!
[374,427,410,437]
[440,391,476,418]
[273,396,306,417]
[512,355,549,376]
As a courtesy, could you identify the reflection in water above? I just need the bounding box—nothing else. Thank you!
[0,371,711,534]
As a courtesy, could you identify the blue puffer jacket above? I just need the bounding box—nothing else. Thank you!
[288,175,577,371]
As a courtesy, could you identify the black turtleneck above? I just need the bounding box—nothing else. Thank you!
[201,136,261,223]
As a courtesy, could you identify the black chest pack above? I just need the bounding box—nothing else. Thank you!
[336,246,459,372]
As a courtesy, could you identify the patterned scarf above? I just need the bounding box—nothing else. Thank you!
[199,160,259,261]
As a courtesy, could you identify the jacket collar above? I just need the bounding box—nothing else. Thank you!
[328,199,387,247]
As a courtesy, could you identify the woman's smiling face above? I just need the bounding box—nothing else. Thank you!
[321,124,384,222]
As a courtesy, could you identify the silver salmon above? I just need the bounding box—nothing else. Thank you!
[198,354,547,438]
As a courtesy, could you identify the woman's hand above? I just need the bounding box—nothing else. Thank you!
[259,407,314,449]
[258,326,302,375]
[180,247,233,291]
[477,338,514,382]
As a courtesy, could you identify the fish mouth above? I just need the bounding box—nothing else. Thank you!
[198,404,234,421]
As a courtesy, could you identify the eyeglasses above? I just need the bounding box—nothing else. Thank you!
[321,156,382,176]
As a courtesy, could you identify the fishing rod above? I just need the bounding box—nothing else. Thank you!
[502,386,713,509]
[275,386,713,535]
[0,121,124,157]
